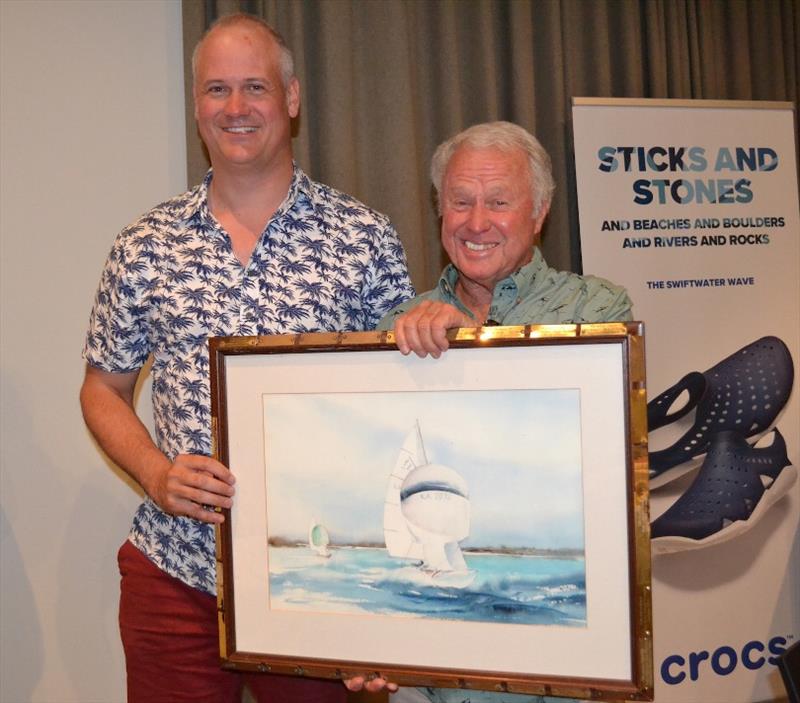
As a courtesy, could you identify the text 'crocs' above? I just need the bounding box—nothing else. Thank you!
[651,429,796,553]
[648,336,794,481]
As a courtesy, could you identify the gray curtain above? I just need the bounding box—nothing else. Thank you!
[182,0,800,291]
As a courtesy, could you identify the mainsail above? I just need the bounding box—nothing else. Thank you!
[383,421,472,579]
[383,421,427,560]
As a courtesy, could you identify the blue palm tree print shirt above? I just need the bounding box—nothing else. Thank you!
[83,166,415,594]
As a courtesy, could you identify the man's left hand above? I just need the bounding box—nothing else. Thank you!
[344,675,398,694]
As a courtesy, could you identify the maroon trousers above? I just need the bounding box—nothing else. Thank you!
[118,540,347,703]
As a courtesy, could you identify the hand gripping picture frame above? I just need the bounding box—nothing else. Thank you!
[210,323,653,700]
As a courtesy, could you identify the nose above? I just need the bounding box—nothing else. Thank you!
[466,202,490,233]
[224,89,250,117]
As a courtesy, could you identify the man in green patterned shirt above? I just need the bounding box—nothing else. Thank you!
[375,121,631,703]
[378,122,631,358]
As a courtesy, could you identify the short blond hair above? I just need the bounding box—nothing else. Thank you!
[191,13,295,89]
[431,121,555,218]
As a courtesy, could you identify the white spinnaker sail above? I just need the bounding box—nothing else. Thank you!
[383,421,426,559]
[402,485,471,572]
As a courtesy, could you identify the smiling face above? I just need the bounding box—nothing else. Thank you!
[440,145,549,297]
[193,23,299,175]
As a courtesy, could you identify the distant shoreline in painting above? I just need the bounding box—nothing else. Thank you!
[263,388,587,628]
[269,535,584,558]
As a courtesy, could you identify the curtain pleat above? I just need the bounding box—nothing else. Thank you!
[181,0,800,291]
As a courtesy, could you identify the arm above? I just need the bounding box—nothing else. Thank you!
[362,221,416,327]
[578,279,633,323]
[393,300,475,359]
[79,364,234,524]
[608,290,633,321]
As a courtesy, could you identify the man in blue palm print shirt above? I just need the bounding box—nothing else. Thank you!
[80,13,412,702]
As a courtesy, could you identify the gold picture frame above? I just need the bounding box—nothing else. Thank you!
[210,322,652,700]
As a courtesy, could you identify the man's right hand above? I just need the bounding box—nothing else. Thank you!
[393,300,474,359]
[147,454,235,525]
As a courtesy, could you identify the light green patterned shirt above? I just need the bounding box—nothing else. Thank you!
[378,247,632,330]
[407,688,560,703]
[380,247,631,703]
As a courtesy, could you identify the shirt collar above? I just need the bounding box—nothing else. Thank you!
[182,163,309,229]
[435,247,548,323]
[508,246,547,295]
[436,264,474,319]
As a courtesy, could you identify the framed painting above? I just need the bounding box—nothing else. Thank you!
[210,323,652,700]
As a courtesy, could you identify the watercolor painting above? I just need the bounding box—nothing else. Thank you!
[263,388,587,628]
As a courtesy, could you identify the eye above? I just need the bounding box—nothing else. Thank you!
[448,195,471,206]
[206,85,228,96]
[246,83,267,94]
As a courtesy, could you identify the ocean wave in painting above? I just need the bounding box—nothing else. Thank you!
[268,546,586,627]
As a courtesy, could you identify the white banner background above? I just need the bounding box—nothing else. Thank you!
[573,99,799,703]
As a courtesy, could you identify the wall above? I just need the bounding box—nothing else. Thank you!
[0,1,186,701]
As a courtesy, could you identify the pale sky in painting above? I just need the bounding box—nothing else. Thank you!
[263,389,585,550]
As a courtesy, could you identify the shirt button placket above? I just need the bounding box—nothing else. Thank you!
[238,268,251,335]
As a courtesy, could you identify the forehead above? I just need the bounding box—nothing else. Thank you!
[195,24,279,80]
[444,145,530,190]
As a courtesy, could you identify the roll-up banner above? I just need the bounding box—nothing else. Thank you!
[573,99,799,703]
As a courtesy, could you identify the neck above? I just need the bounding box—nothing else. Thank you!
[209,158,294,216]
[454,276,495,324]
[206,160,295,266]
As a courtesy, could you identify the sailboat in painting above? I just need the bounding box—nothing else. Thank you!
[308,520,332,558]
[383,421,474,586]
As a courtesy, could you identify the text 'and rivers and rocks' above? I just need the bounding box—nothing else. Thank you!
[598,216,785,249]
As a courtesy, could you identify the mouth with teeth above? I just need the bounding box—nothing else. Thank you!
[222,126,258,134]
[464,241,498,252]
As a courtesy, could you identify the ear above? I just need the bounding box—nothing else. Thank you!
[532,200,551,244]
[192,85,199,121]
[286,77,300,118]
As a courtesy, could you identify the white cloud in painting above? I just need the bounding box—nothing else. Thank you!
[263,388,586,550]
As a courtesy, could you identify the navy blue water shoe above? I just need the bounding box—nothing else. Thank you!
[648,336,794,484]
[651,429,796,553]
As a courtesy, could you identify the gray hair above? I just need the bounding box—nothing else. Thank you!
[191,13,295,89]
[430,121,556,218]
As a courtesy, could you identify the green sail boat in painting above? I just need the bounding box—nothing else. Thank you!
[308,520,331,558]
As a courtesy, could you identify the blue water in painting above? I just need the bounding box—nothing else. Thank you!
[268,547,586,627]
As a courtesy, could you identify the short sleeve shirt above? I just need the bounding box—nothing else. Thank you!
[84,166,415,594]
[378,247,631,703]
[378,247,632,329]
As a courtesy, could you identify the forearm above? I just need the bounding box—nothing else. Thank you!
[80,364,234,523]
[79,367,169,498]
